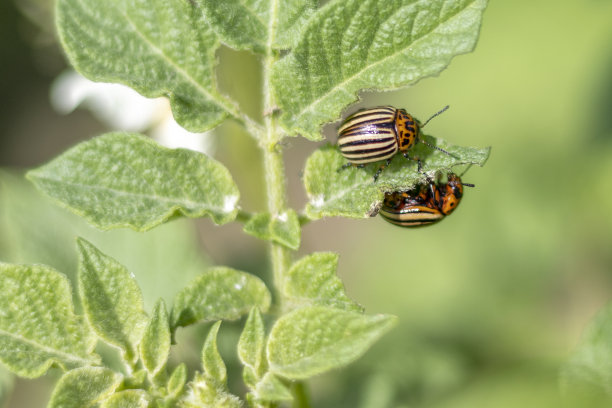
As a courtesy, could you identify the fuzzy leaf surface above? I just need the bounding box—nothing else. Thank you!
[304,141,490,219]
[124,370,147,389]
[140,299,171,378]
[252,372,293,402]
[180,372,242,408]
[238,308,266,388]
[27,132,239,231]
[56,0,230,131]
[171,267,271,328]
[0,264,98,378]
[195,0,316,50]
[201,321,227,387]
[78,238,148,363]
[274,0,318,49]
[273,0,488,140]
[284,253,361,312]
[243,210,301,250]
[168,363,188,397]
[0,170,212,314]
[48,367,122,408]
[101,390,152,408]
[267,306,397,379]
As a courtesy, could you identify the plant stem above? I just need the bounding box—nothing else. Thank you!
[262,26,291,310]
[262,144,291,291]
[291,382,312,408]
[236,209,253,224]
[261,7,309,407]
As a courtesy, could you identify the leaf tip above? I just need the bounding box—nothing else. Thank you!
[24,168,37,181]
[75,236,92,250]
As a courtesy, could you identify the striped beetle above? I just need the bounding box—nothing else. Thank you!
[338,106,453,181]
[379,173,474,227]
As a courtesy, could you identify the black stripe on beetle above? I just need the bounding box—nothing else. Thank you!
[379,173,468,227]
[337,105,453,181]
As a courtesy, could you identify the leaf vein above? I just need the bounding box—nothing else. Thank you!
[117,6,224,113]
[34,176,227,213]
[0,328,95,367]
[298,0,480,119]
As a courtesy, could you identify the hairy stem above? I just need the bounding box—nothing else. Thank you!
[261,6,309,406]
[262,10,291,311]
[262,140,291,304]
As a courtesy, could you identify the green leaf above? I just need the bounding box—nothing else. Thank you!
[101,390,152,408]
[243,210,301,250]
[561,301,612,403]
[267,306,397,379]
[201,321,227,387]
[0,170,212,313]
[0,264,98,378]
[168,363,188,397]
[56,0,231,132]
[195,0,316,51]
[140,299,171,378]
[274,0,318,49]
[273,0,488,140]
[180,372,242,408]
[304,142,490,219]
[252,372,293,402]
[284,253,361,312]
[171,267,271,328]
[124,369,147,389]
[27,132,240,231]
[77,238,148,363]
[194,0,267,51]
[238,308,266,388]
[48,367,122,408]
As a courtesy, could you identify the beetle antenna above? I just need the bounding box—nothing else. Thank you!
[421,105,449,128]
[453,165,475,187]
[419,138,457,158]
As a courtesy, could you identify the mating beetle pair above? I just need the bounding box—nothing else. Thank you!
[337,105,472,227]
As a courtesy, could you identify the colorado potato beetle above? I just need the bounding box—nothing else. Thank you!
[338,105,453,181]
[379,173,473,227]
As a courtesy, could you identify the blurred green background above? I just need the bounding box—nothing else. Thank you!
[2,0,612,407]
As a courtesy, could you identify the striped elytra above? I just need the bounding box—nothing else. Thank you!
[337,106,418,165]
[379,173,466,227]
[337,105,452,181]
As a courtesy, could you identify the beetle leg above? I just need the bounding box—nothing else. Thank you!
[403,153,425,176]
[337,162,354,173]
[416,157,424,175]
[373,157,393,182]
